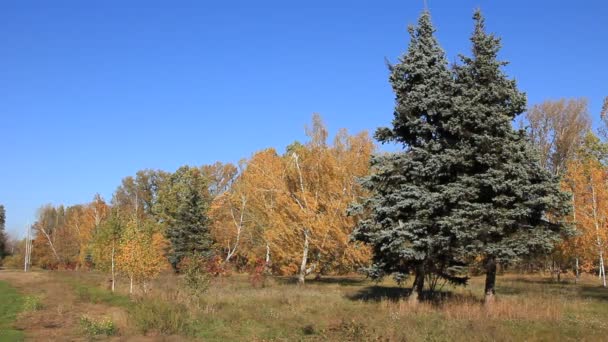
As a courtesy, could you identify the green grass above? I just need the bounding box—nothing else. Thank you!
[59,275,132,308]
[0,281,25,341]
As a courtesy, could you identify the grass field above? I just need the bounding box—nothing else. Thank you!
[0,280,25,341]
[1,270,607,341]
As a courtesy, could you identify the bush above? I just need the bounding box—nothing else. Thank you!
[248,258,268,288]
[79,315,117,337]
[180,256,212,298]
[1,255,23,269]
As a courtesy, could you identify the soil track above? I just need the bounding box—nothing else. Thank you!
[0,270,147,341]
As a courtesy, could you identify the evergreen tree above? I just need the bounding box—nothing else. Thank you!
[0,205,7,259]
[156,166,214,271]
[448,11,571,302]
[352,11,466,302]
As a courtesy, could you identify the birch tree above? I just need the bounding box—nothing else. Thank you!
[91,208,124,292]
[563,132,608,286]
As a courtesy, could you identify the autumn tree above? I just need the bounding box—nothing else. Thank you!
[113,169,169,219]
[239,115,373,284]
[116,217,168,294]
[32,205,73,268]
[202,162,238,197]
[526,98,590,176]
[563,132,608,286]
[526,99,591,280]
[209,161,251,264]
[225,149,283,270]
[91,208,124,292]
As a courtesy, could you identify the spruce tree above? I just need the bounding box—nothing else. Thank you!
[448,11,571,302]
[156,166,213,271]
[352,11,466,301]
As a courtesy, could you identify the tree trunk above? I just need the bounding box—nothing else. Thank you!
[575,257,580,284]
[40,227,61,264]
[572,193,579,285]
[298,230,309,286]
[591,183,606,287]
[225,198,246,263]
[600,252,606,288]
[265,243,271,265]
[484,256,497,304]
[129,275,134,294]
[111,245,116,292]
[409,265,425,304]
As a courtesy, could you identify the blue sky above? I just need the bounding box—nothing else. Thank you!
[1,0,607,237]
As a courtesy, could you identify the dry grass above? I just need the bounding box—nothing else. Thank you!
[3,270,608,341]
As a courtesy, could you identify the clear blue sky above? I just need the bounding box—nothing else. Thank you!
[1,1,607,237]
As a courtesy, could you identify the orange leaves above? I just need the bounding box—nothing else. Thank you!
[116,219,168,284]
[562,134,608,273]
[209,114,373,276]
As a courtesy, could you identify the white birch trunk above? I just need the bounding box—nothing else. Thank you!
[575,257,580,284]
[40,226,61,263]
[298,230,309,285]
[591,183,606,287]
[265,243,271,265]
[601,253,607,288]
[111,244,116,292]
[225,196,246,262]
[572,193,580,284]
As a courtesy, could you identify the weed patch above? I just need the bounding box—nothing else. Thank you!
[22,295,44,311]
[79,315,117,337]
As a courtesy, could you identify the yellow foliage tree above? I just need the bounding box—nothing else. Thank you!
[562,133,608,286]
[213,114,373,284]
[116,218,168,294]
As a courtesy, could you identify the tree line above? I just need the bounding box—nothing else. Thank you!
[1,114,374,292]
[1,10,607,303]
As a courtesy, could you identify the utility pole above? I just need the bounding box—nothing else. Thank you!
[23,222,33,272]
[24,224,28,271]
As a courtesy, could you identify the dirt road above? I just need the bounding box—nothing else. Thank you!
[0,270,128,341]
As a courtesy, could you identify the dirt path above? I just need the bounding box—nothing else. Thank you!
[0,270,130,341]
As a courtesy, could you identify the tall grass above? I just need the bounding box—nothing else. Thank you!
[54,272,608,341]
[128,298,195,335]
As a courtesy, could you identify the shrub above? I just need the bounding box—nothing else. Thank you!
[1,255,23,269]
[181,256,212,299]
[248,258,268,288]
[79,315,117,337]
